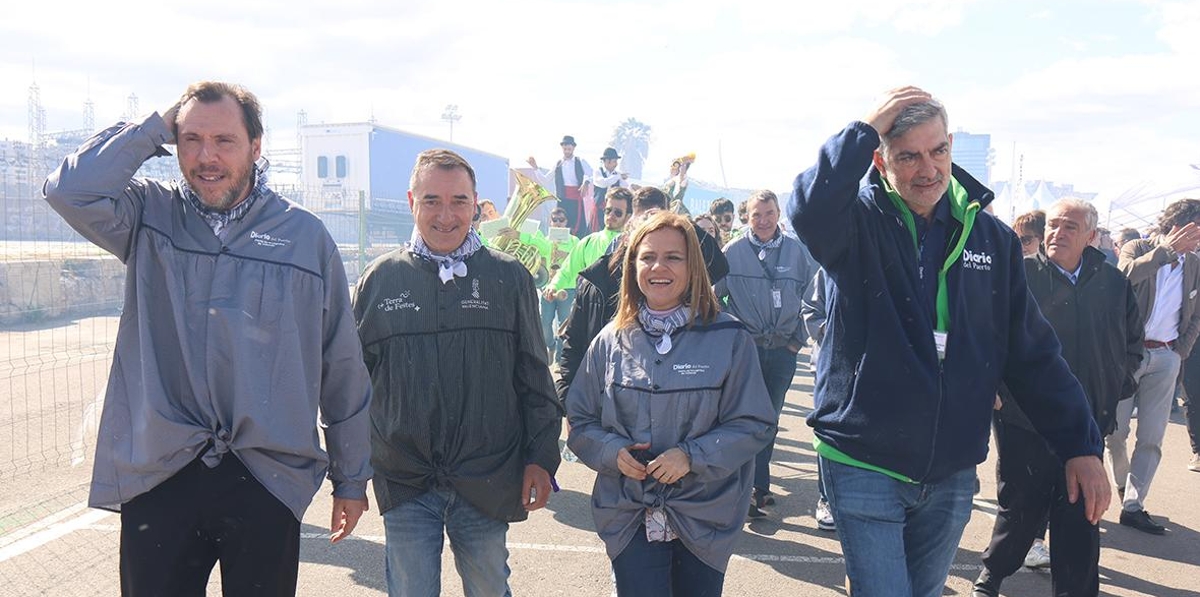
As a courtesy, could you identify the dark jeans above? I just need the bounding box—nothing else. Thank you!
[611,526,725,597]
[753,346,798,493]
[981,418,1099,596]
[120,453,300,597]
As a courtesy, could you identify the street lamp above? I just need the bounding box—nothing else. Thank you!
[441,105,461,143]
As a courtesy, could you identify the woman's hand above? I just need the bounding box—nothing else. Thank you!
[647,448,690,484]
[617,442,651,480]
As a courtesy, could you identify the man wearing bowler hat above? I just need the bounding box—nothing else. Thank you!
[529,135,593,236]
[590,147,629,233]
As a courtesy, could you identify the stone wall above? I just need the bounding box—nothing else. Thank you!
[0,257,125,325]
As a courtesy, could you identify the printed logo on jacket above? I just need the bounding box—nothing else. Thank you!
[461,278,489,310]
[379,290,420,312]
[962,248,993,272]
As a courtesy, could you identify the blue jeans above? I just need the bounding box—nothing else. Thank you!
[754,346,798,493]
[611,526,725,597]
[540,288,575,361]
[821,457,975,597]
[382,489,511,597]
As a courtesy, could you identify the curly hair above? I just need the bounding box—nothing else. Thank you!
[1157,199,1200,237]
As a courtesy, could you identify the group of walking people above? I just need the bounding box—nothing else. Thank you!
[42,78,1189,597]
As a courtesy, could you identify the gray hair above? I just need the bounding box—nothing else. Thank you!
[1049,198,1099,232]
[882,100,949,149]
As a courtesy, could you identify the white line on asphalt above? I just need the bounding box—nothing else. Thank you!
[0,506,112,563]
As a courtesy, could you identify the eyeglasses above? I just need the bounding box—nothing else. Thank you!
[604,208,625,217]
[1019,235,1039,246]
[715,213,734,223]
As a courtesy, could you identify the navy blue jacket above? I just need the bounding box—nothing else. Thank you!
[789,122,1102,482]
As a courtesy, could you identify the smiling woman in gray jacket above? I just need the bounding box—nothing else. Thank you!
[567,211,776,597]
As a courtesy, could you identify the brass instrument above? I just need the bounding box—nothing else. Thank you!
[499,171,557,285]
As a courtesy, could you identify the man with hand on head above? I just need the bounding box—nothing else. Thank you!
[354,148,563,597]
[43,81,372,595]
[790,86,1109,597]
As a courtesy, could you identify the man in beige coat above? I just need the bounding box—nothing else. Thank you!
[1111,198,1200,534]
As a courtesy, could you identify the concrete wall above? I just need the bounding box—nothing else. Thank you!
[0,257,125,325]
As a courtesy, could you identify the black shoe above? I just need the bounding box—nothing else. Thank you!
[747,503,767,519]
[1117,486,1125,502]
[972,569,1002,597]
[752,489,775,508]
[1119,508,1166,535]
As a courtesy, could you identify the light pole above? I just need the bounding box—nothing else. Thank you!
[441,105,461,143]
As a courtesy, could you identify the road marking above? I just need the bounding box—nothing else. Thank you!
[0,506,112,563]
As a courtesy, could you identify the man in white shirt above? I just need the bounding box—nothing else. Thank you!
[591,147,629,233]
[528,135,593,237]
[1111,198,1200,534]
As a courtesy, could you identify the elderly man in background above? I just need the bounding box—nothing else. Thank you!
[974,199,1143,597]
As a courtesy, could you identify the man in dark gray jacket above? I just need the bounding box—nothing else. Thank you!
[354,149,563,596]
[42,81,372,596]
[715,189,813,516]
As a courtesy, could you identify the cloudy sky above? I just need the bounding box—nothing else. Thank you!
[2,0,1198,221]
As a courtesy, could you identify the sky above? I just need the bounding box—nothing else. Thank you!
[2,0,1198,225]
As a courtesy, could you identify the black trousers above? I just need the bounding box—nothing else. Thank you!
[120,454,301,597]
[1181,348,1200,454]
[981,418,1100,597]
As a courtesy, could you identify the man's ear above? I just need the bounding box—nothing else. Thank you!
[872,149,887,176]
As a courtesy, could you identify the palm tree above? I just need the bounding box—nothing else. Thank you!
[609,118,652,180]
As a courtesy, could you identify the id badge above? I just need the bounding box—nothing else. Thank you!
[933,330,948,360]
[772,288,782,309]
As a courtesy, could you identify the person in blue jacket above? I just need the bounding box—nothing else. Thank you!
[789,86,1111,597]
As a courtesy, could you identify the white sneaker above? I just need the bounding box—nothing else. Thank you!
[1023,540,1051,568]
[815,498,836,532]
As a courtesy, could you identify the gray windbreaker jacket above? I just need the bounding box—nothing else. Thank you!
[715,234,813,349]
[566,313,776,572]
[42,113,372,521]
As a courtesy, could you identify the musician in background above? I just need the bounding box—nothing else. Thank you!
[549,188,633,312]
[529,135,593,236]
[592,147,630,233]
[663,154,694,215]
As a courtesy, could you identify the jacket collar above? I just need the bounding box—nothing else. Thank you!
[869,163,995,221]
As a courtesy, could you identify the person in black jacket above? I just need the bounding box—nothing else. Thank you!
[555,186,729,405]
[974,199,1143,597]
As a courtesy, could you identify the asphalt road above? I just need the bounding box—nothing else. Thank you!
[2,350,1198,596]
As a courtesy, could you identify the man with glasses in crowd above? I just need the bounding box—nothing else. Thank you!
[549,188,633,306]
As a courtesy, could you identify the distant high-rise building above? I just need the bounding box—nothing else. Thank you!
[953,131,992,187]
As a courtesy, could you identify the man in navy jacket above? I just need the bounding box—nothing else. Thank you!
[789,86,1110,597]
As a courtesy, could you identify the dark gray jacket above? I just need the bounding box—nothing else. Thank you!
[354,248,563,521]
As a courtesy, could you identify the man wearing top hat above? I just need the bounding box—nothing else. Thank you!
[590,147,630,233]
[529,135,593,236]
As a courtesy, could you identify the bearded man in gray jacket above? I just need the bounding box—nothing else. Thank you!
[42,81,372,596]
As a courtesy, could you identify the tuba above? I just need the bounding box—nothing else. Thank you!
[498,171,557,285]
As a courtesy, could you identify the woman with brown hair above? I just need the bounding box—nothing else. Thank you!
[566,211,775,596]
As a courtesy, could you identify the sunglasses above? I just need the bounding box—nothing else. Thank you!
[1019,235,1039,246]
[716,214,734,223]
[604,208,625,217]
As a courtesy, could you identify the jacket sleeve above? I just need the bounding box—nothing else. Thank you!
[1177,256,1200,360]
[1000,238,1103,461]
[555,277,606,404]
[1119,240,1174,286]
[320,248,374,499]
[696,225,729,284]
[512,266,565,476]
[801,268,828,346]
[678,331,777,482]
[789,122,878,271]
[41,114,174,262]
[1118,277,1145,403]
[565,335,630,477]
[790,245,816,347]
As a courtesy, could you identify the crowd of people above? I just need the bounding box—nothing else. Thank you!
[40,79,1199,597]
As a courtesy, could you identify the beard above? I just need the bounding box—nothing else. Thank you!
[186,162,255,212]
